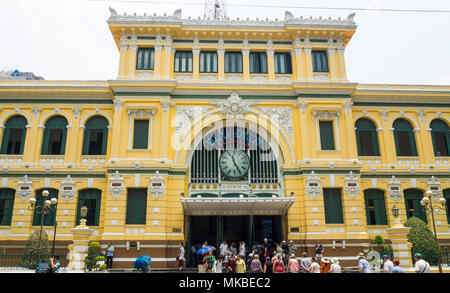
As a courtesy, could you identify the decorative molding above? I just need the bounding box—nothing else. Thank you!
[417,110,425,123]
[72,107,82,120]
[298,101,308,114]
[344,171,360,199]
[60,175,76,201]
[175,74,192,81]
[149,171,166,199]
[175,106,214,135]
[160,100,172,112]
[380,110,389,122]
[108,171,125,199]
[427,176,442,201]
[17,175,33,202]
[305,171,322,198]
[31,107,41,120]
[343,101,353,114]
[387,176,402,201]
[136,72,153,79]
[211,92,255,119]
[258,107,294,142]
[114,99,124,112]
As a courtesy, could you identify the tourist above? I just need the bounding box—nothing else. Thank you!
[236,255,246,273]
[391,258,405,273]
[202,241,208,248]
[320,257,331,273]
[105,242,114,269]
[197,246,206,273]
[414,253,430,273]
[287,254,300,273]
[281,240,289,265]
[264,256,273,273]
[177,242,185,271]
[227,254,237,273]
[229,242,237,256]
[288,240,297,256]
[205,251,216,273]
[219,240,228,257]
[46,255,60,273]
[271,250,278,263]
[213,256,224,273]
[250,254,263,273]
[276,243,283,261]
[315,241,324,263]
[247,253,254,272]
[263,238,270,259]
[255,242,262,257]
[191,244,197,267]
[273,254,285,273]
[223,250,231,271]
[330,258,341,273]
[300,252,312,273]
[308,257,321,273]
[239,241,246,263]
[357,253,371,273]
[382,255,394,273]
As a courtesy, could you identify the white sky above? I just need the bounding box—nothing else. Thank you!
[1,0,449,85]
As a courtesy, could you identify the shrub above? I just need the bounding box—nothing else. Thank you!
[99,264,107,270]
[95,255,105,262]
[89,242,101,249]
[404,217,440,265]
[85,241,103,271]
[20,230,51,269]
[374,235,384,246]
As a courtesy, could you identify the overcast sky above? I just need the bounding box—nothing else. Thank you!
[1,0,449,85]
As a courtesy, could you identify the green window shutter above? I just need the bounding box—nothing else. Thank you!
[133,119,149,149]
[126,188,147,225]
[430,119,450,156]
[41,127,51,155]
[444,190,450,224]
[136,48,155,70]
[323,188,344,224]
[76,189,101,226]
[260,53,267,73]
[41,116,68,155]
[319,121,335,150]
[312,51,329,72]
[364,189,387,225]
[225,52,242,73]
[33,189,58,226]
[0,128,10,154]
[404,189,427,223]
[82,116,109,155]
[355,118,380,156]
[393,119,417,156]
[1,116,28,155]
[274,53,292,74]
[0,189,15,226]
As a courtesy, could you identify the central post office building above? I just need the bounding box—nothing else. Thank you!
[0,9,450,268]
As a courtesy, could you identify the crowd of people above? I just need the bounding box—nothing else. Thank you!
[178,240,433,274]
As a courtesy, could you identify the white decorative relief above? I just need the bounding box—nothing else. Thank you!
[225,75,242,82]
[258,107,294,142]
[136,72,153,79]
[175,106,214,135]
[212,92,255,119]
[175,74,192,81]
[59,175,76,201]
[149,171,166,199]
[343,171,360,198]
[387,176,402,201]
[199,75,217,81]
[427,176,442,201]
[305,171,322,198]
[17,175,33,202]
[274,76,291,83]
[250,75,267,82]
[108,171,125,199]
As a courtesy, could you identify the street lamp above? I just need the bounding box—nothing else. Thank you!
[79,206,88,226]
[421,189,447,273]
[28,190,58,265]
[390,205,402,228]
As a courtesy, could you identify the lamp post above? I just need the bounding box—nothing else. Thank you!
[420,190,447,273]
[28,190,58,264]
[79,206,88,226]
[390,205,402,228]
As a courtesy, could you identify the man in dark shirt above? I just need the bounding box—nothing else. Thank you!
[315,241,324,263]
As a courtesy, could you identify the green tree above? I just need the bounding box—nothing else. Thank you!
[404,216,440,265]
[20,230,50,269]
[85,241,102,271]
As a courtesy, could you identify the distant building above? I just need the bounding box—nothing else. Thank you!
[0,70,44,80]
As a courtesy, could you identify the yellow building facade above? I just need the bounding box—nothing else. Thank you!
[0,9,450,268]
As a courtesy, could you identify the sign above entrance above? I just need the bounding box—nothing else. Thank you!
[181,196,295,216]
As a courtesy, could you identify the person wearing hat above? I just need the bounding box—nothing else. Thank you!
[414,253,430,273]
[330,258,341,273]
[357,253,371,273]
[263,238,270,259]
[287,254,300,273]
[307,257,321,273]
[281,240,289,265]
[46,254,60,273]
[382,255,394,273]
[247,253,254,273]
[288,240,297,256]
[320,256,331,273]
[391,258,405,273]
[250,254,263,273]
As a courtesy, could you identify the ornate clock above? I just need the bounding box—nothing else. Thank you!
[219,150,250,179]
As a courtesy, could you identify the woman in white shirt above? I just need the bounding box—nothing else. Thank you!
[214,257,224,273]
[239,242,246,262]
[330,258,341,273]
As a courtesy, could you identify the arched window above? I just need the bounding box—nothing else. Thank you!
[0,115,27,155]
[404,189,426,223]
[76,189,101,226]
[82,116,108,155]
[364,189,387,225]
[355,118,380,156]
[393,119,417,156]
[444,189,450,224]
[32,189,58,226]
[41,116,68,155]
[430,119,450,157]
[0,188,15,226]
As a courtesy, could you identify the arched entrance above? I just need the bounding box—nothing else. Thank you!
[182,124,294,264]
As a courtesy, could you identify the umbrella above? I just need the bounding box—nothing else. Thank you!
[133,255,151,270]
[197,246,213,254]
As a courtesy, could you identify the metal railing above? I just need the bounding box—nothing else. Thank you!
[0,249,69,271]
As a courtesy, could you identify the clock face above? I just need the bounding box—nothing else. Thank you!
[219,150,250,179]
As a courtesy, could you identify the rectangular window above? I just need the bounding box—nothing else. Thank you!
[397,131,413,156]
[136,48,155,70]
[358,131,375,156]
[274,52,292,74]
[249,52,267,74]
[126,188,147,225]
[365,195,387,225]
[0,198,13,226]
[323,188,344,224]
[319,121,335,150]
[44,129,64,155]
[200,51,218,73]
[133,119,149,149]
[312,50,329,72]
[76,190,101,226]
[433,131,449,156]
[224,52,243,73]
[174,51,193,72]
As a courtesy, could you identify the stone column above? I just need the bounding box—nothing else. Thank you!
[387,224,413,269]
[118,44,128,79]
[217,48,225,80]
[304,46,313,81]
[127,44,138,79]
[67,219,94,272]
[192,48,200,80]
[242,48,250,80]
[267,49,275,81]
